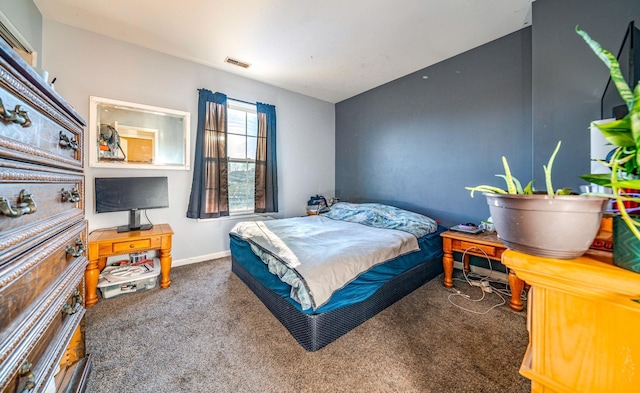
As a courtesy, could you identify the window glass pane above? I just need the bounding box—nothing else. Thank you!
[247,113,258,137]
[228,161,255,212]
[247,136,257,160]
[228,108,246,135]
[227,134,246,159]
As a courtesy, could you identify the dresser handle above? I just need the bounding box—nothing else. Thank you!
[18,360,35,392]
[0,98,31,127]
[62,288,83,315]
[61,187,81,203]
[66,237,85,257]
[0,189,37,217]
[59,130,79,151]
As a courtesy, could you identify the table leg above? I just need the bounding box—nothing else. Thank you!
[463,254,471,274]
[508,269,525,311]
[443,247,454,288]
[85,258,100,307]
[159,248,172,289]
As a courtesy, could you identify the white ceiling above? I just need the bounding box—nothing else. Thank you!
[33,0,533,103]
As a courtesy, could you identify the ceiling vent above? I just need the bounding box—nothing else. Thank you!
[225,57,251,69]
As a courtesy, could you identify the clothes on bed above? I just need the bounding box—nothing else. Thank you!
[322,202,438,237]
[228,203,440,311]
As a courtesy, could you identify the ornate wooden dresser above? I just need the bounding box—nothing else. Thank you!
[0,38,91,392]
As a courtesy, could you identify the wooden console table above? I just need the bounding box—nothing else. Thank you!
[86,223,174,307]
[441,230,525,311]
[502,250,639,393]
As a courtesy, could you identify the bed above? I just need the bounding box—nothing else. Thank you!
[229,202,446,351]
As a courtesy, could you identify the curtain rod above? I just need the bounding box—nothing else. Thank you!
[228,97,256,106]
[197,88,256,106]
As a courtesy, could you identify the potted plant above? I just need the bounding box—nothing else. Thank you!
[466,141,609,259]
[576,26,640,272]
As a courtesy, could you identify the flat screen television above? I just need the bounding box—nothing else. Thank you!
[95,176,169,233]
[601,21,640,119]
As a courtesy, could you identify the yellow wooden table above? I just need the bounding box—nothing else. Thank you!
[86,223,173,306]
[503,250,640,393]
[441,230,525,311]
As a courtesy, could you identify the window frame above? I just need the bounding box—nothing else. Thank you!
[226,99,257,216]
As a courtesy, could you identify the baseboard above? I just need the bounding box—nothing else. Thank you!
[172,250,231,267]
[453,260,509,283]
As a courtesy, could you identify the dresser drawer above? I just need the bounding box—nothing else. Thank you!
[1,290,85,393]
[0,162,84,265]
[0,59,83,171]
[0,220,87,371]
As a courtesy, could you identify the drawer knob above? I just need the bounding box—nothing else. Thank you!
[18,360,35,392]
[0,189,37,217]
[59,130,79,151]
[0,98,31,127]
[62,288,83,315]
[66,237,85,257]
[61,187,81,203]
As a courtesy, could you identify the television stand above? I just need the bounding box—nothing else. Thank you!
[117,223,153,233]
[117,209,152,232]
[86,223,174,307]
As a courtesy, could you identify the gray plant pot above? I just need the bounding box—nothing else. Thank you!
[484,193,609,259]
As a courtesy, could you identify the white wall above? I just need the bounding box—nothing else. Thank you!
[41,20,335,264]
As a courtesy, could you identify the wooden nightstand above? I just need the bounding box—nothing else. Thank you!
[440,230,525,311]
[503,250,637,392]
[86,224,173,306]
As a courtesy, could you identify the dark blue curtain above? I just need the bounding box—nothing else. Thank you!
[255,102,278,213]
[186,89,229,218]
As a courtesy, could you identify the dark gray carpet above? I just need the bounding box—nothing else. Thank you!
[85,257,530,393]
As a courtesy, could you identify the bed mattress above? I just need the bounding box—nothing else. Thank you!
[229,225,445,351]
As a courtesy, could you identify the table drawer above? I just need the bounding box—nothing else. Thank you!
[0,66,83,171]
[107,236,162,255]
[459,241,497,257]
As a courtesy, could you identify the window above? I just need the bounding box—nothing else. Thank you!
[227,99,257,214]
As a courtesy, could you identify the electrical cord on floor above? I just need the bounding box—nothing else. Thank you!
[450,248,528,301]
[447,246,508,314]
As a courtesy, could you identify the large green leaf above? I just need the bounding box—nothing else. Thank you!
[576,26,634,110]
[593,117,634,147]
[579,173,613,187]
[610,179,640,189]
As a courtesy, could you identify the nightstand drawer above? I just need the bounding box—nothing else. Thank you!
[459,241,497,257]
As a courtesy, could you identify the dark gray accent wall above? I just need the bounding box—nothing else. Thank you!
[336,0,640,228]
[532,0,640,190]
[336,28,532,227]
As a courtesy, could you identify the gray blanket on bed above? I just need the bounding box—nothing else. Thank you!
[229,215,419,310]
